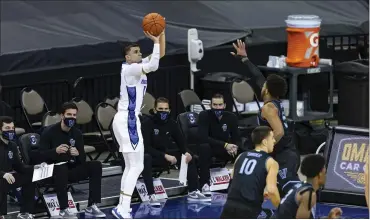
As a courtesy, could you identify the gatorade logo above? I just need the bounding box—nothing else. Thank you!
[309,33,319,47]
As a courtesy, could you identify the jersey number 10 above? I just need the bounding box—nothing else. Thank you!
[239,158,257,175]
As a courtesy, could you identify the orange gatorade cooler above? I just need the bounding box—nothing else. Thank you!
[285,15,322,68]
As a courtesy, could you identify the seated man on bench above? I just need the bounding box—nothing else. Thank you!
[198,93,241,196]
[38,102,105,219]
[141,97,210,206]
[0,116,36,219]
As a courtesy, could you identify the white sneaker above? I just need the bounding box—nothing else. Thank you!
[149,194,161,207]
[201,184,212,196]
[112,207,132,219]
[59,208,77,219]
[187,190,212,202]
[85,204,106,218]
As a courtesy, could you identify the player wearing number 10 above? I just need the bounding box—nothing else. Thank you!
[111,30,166,219]
[220,126,280,219]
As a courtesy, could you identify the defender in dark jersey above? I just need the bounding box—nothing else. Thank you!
[221,126,280,219]
[272,154,342,219]
[258,74,301,197]
[230,40,300,198]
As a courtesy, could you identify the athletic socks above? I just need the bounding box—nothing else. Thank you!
[118,193,131,214]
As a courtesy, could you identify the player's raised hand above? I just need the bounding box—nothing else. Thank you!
[230,39,247,57]
[144,31,161,44]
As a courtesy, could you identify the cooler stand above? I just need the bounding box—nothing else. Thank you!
[258,64,334,122]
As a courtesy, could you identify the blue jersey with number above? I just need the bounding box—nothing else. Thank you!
[272,182,315,219]
[227,150,271,209]
[258,99,294,154]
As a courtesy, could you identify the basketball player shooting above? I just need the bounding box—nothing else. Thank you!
[111,29,166,219]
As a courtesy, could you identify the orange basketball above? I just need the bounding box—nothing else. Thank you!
[142,13,166,37]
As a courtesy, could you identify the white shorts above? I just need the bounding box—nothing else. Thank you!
[112,111,144,153]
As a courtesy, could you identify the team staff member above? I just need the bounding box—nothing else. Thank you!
[0,116,35,219]
[272,154,342,219]
[141,97,210,205]
[198,93,240,196]
[38,102,105,219]
[221,126,280,219]
[231,40,300,197]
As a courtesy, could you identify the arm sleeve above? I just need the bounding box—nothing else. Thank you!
[235,58,266,95]
[171,121,188,154]
[11,143,27,173]
[123,44,160,76]
[142,119,165,158]
[38,129,58,162]
[142,56,150,64]
[198,111,226,149]
[75,131,86,164]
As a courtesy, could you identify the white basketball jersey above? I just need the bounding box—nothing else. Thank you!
[117,61,148,113]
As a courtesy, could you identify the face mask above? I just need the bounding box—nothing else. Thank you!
[212,109,224,118]
[156,111,169,121]
[2,130,16,141]
[63,117,76,128]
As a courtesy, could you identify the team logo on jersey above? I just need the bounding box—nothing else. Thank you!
[278,168,287,179]
[154,129,159,135]
[30,135,37,145]
[8,151,13,159]
[69,139,75,147]
[141,79,147,84]
[187,113,196,124]
[222,124,227,132]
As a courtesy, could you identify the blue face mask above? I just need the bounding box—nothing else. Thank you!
[63,117,76,128]
[2,130,16,141]
[156,111,169,121]
[212,109,224,118]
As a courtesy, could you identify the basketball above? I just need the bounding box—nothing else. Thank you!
[142,13,166,37]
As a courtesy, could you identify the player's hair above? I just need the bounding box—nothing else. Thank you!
[0,116,14,128]
[266,74,288,98]
[61,102,78,114]
[154,97,169,108]
[301,154,326,178]
[122,43,140,56]
[211,93,224,102]
[251,126,272,145]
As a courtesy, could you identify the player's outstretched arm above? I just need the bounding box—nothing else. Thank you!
[265,158,280,207]
[125,32,161,76]
[143,31,166,63]
[159,30,166,58]
[296,191,316,219]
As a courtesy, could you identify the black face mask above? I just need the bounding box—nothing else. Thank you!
[63,117,76,128]
[2,130,16,141]
[156,111,169,121]
[212,109,224,118]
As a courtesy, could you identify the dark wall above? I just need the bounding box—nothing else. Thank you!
[0,34,367,133]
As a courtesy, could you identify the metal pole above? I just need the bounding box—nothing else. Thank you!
[190,70,194,90]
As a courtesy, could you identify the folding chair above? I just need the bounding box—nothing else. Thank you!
[230,79,260,137]
[95,102,118,162]
[141,92,155,116]
[20,87,48,132]
[178,89,206,112]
